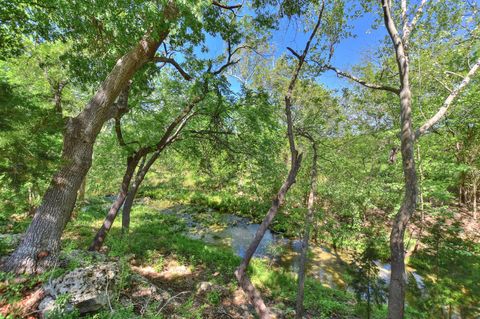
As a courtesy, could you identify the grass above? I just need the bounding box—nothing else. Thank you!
[1,197,360,318]
[61,199,358,318]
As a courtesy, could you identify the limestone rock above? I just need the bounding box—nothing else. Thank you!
[38,296,59,318]
[39,262,118,317]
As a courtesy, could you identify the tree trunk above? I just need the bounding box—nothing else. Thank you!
[235,5,325,316]
[2,29,171,273]
[295,138,317,319]
[122,186,136,233]
[235,159,302,317]
[381,2,417,318]
[89,154,142,251]
[234,95,303,319]
[122,151,159,232]
[411,145,424,254]
[367,281,371,319]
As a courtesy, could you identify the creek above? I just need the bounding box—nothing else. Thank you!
[162,206,425,294]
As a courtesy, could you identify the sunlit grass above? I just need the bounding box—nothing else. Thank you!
[60,200,357,318]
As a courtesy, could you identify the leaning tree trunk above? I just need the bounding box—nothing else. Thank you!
[122,151,160,232]
[89,154,143,251]
[235,158,302,317]
[235,5,324,318]
[2,27,173,274]
[295,138,318,319]
[382,1,417,318]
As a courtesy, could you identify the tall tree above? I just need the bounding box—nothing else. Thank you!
[1,0,237,273]
[294,131,318,319]
[234,4,327,317]
[326,1,480,317]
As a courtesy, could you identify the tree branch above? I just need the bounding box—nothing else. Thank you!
[401,0,408,36]
[325,65,400,94]
[212,1,242,10]
[287,47,301,60]
[115,118,127,147]
[415,58,480,139]
[212,39,242,75]
[152,56,193,81]
[404,0,428,43]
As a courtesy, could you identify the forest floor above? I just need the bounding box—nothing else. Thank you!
[0,198,358,319]
[2,195,477,318]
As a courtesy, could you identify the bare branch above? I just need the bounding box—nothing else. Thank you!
[186,129,235,135]
[382,0,403,54]
[212,59,240,76]
[212,40,243,75]
[287,47,301,60]
[445,70,466,78]
[416,58,480,139]
[433,77,453,93]
[165,111,197,146]
[401,0,408,35]
[152,56,192,81]
[212,1,242,10]
[325,65,400,94]
[153,95,204,151]
[405,0,428,41]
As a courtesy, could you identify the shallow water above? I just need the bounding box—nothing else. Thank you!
[162,208,425,292]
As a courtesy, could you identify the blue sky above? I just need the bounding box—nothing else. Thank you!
[270,11,388,92]
[198,5,389,94]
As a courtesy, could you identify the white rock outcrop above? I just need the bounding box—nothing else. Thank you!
[38,262,118,317]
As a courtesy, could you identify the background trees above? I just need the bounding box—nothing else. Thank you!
[0,0,479,318]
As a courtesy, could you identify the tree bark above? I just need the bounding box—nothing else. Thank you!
[89,153,143,251]
[122,151,160,232]
[2,24,173,273]
[295,138,318,319]
[381,1,417,318]
[473,176,478,220]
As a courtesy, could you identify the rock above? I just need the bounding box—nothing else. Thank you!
[38,296,56,318]
[39,262,119,317]
[196,281,228,295]
[196,281,215,293]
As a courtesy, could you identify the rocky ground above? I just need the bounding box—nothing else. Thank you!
[0,249,289,319]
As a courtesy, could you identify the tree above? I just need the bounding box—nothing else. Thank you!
[1,0,220,273]
[0,40,76,219]
[88,75,208,250]
[234,4,328,317]
[326,1,480,317]
[294,131,318,319]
